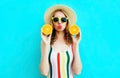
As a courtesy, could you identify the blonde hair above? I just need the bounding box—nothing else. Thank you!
[50,9,73,46]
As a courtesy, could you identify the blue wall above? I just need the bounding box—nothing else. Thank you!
[0,0,120,78]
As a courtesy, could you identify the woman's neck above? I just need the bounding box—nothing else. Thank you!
[56,31,64,40]
[54,31,70,46]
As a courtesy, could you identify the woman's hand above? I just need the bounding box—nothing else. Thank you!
[41,32,52,45]
[71,32,82,74]
[71,32,81,45]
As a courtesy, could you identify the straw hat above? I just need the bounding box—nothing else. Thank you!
[44,4,77,26]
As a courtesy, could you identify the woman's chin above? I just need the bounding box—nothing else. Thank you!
[56,29,64,32]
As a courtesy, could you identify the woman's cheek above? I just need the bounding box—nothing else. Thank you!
[63,24,67,29]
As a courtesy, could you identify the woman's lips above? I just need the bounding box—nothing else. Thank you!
[57,26,62,29]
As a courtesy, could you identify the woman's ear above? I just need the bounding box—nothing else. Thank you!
[50,20,54,27]
[50,22,53,26]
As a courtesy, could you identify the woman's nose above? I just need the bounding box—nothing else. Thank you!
[58,20,62,23]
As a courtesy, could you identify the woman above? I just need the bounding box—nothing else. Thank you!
[40,5,82,78]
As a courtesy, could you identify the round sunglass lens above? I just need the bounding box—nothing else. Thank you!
[61,18,67,22]
[53,17,59,22]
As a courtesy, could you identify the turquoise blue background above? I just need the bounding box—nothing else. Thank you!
[0,0,120,78]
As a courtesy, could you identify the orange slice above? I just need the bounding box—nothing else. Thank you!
[69,25,80,35]
[41,24,53,35]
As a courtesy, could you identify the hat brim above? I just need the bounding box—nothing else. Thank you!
[44,5,77,26]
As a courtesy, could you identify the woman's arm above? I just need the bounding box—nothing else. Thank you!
[40,40,50,76]
[72,44,82,75]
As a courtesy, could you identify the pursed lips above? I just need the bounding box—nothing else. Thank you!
[57,25,62,29]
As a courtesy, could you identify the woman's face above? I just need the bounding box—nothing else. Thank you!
[52,11,67,32]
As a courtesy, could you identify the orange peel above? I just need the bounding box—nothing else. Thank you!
[41,24,53,35]
[69,25,80,35]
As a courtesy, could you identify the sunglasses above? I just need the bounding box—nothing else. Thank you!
[52,17,68,23]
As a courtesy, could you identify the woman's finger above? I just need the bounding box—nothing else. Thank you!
[48,34,52,39]
[76,32,80,40]
[72,35,76,41]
